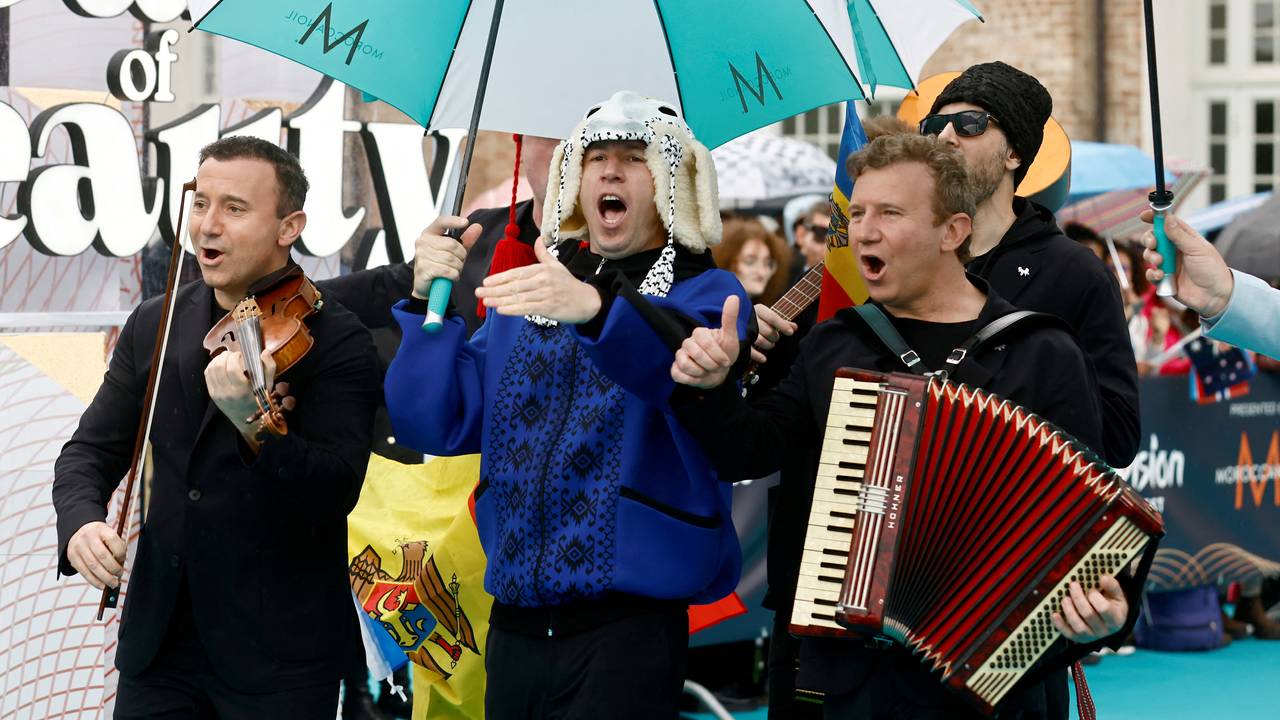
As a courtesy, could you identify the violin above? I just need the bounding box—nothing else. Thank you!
[203,271,323,438]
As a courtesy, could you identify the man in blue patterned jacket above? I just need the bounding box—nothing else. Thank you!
[383,91,751,719]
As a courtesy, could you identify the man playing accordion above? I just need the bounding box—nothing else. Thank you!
[671,133,1143,719]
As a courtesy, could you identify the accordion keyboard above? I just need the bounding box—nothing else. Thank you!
[791,376,882,633]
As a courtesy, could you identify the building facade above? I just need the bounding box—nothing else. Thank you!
[781,0,1276,215]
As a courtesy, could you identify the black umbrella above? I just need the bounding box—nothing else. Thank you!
[1215,195,1280,280]
[1144,0,1178,297]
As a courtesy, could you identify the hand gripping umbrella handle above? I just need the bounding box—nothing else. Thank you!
[1144,0,1176,298]
[1150,194,1177,297]
[417,0,508,334]
[422,277,451,332]
[420,225,467,333]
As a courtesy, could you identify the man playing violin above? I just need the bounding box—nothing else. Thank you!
[52,136,381,718]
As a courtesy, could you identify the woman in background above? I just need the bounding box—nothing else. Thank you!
[1109,241,1190,376]
[714,216,793,306]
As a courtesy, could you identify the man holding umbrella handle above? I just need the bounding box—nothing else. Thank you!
[1139,209,1280,360]
[1142,0,1180,298]
[385,91,750,719]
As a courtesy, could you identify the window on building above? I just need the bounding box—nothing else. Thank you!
[861,99,896,119]
[1209,1,1228,64]
[780,96,907,161]
[1209,101,1229,203]
[1255,100,1277,192]
[1256,1,1279,63]
[203,36,219,98]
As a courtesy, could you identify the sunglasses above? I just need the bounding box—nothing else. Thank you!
[919,110,999,138]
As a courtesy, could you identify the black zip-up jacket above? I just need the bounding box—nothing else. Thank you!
[967,198,1140,468]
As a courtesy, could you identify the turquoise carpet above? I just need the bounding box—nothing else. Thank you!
[683,638,1280,719]
[1067,638,1279,719]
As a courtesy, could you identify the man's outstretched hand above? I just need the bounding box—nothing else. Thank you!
[475,238,602,324]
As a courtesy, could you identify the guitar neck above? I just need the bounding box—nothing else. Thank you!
[770,261,825,322]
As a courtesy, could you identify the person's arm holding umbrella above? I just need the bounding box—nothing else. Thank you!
[1139,208,1280,359]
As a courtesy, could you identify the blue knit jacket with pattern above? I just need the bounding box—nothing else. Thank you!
[384,247,748,608]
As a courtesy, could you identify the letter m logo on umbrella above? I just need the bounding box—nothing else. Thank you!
[729,52,783,114]
[298,2,369,66]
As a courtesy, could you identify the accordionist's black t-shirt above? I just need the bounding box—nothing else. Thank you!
[890,314,979,373]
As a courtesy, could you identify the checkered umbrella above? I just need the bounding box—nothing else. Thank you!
[712,131,836,210]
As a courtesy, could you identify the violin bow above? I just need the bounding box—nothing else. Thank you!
[98,179,196,620]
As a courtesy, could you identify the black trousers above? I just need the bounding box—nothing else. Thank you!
[114,601,339,719]
[808,642,1066,720]
[484,607,688,720]
[767,613,823,719]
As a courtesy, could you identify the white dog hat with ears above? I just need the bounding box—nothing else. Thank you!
[542,90,722,300]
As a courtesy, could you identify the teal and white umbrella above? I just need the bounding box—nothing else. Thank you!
[193,0,981,147]
[190,0,980,323]
[846,0,984,92]
[195,0,876,150]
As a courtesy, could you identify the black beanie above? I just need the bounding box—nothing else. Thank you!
[929,61,1052,187]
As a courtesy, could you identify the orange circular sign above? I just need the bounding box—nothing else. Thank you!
[897,72,1072,211]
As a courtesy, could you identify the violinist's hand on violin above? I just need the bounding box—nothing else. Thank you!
[411,216,482,300]
[67,521,126,590]
[475,238,602,324]
[205,348,277,445]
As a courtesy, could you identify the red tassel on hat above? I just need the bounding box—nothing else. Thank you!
[478,133,538,319]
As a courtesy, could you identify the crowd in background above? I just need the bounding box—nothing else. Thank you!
[715,196,1280,384]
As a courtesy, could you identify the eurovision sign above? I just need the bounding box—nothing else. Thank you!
[1120,373,1280,586]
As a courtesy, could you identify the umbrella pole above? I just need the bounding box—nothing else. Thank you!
[1103,235,1131,291]
[1143,0,1177,297]
[424,0,508,332]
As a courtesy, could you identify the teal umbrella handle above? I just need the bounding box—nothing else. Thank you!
[422,277,451,332]
[1150,194,1177,298]
[1144,0,1177,299]
[420,0,508,334]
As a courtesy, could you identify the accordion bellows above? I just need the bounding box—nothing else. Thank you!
[792,369,1164,715]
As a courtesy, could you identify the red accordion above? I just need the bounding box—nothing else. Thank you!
[791,369,1164,714]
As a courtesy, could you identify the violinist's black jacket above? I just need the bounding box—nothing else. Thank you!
[52,266,381,693]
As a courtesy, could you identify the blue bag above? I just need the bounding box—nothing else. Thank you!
[1134,585,1224,651]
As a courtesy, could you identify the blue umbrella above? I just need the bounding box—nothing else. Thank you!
[1186,191,1272,236]
[1067,141,1177,204]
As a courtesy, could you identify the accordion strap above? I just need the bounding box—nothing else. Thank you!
[853,305,929,374]
[855,306,1069,378]
[1071,661,1097,720]
[944,310,1069,367]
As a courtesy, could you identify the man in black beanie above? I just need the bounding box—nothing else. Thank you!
[921,61,1140,469]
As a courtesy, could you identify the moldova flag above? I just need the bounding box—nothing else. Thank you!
[348,454,491,719]
[818,101,871,321]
